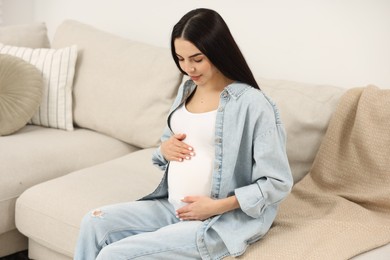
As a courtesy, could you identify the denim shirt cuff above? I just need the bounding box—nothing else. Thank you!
[152,146,168,171]
[234,184,265,219]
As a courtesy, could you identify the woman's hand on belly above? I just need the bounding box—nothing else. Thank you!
[161,133,195,162]
[176,195,240,221]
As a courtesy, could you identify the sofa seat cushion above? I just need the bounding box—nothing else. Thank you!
[15,148,162,258]
[16,148,390,260]
[0,125,137,236]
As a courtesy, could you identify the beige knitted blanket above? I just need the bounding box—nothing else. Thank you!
[242,86,390,259]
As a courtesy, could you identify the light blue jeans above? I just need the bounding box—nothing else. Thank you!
[74,199,204,260]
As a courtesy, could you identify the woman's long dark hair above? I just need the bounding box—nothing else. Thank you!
[171,8,260,90]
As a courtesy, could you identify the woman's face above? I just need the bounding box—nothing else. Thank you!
[174,38,221,87]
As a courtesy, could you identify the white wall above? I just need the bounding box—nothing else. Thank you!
[4,0,390,88]
[2,0,34,25]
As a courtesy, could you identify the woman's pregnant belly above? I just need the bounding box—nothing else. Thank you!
[168,148,214,211]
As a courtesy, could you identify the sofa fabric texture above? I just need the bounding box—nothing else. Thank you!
[0,54,43,135]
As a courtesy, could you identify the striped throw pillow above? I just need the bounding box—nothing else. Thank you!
[0,43,77,130]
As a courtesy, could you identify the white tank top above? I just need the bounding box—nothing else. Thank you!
[168,104,217,211]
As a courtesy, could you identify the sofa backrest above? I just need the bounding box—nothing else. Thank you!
[51,20,183,149]
[258,77,345,183]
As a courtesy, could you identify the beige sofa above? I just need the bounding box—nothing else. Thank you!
[1,21,389,259]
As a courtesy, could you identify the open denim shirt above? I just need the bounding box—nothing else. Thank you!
[144,80,293,259]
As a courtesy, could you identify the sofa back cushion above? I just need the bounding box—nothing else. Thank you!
[258,77,345,184]
[0,23,50,48]
[51,20,183,148]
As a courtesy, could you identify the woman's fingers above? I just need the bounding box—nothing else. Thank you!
[161,133,195,161]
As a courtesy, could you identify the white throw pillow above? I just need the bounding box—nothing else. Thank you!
[0,43,77,130]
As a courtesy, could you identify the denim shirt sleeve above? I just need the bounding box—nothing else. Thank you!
[234,100,293,219]
[151,126,171,171]
[151,81,190,171]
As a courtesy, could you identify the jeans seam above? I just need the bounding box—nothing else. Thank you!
[128,244,198,259]
[98,226,158,248]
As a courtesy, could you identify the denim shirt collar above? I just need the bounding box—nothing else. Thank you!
[224,82,251,99]
[182,79,251,102]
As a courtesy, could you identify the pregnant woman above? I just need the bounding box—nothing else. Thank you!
[74,8,293,260]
